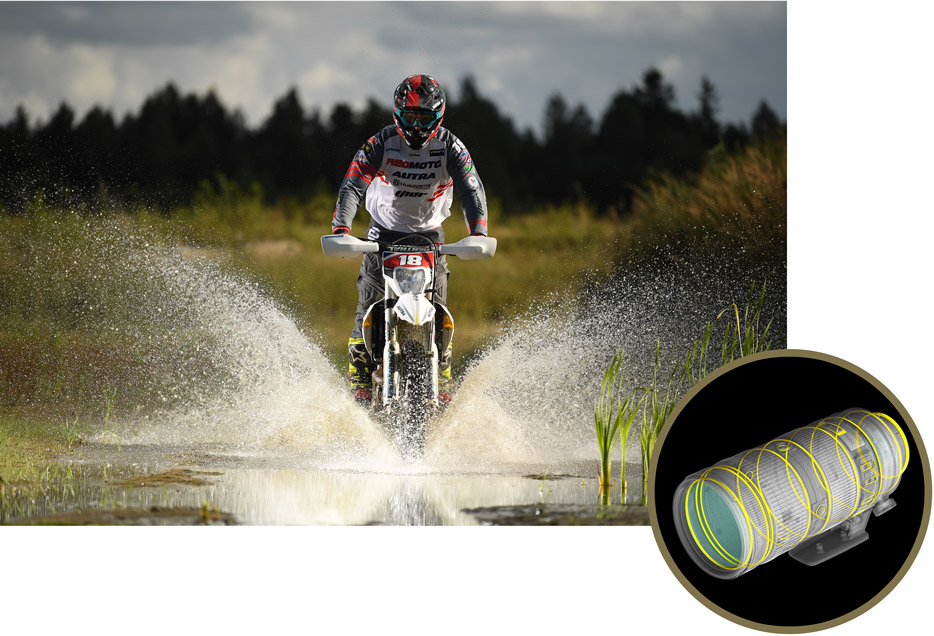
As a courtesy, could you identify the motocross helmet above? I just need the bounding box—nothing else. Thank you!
[393,74,446,150]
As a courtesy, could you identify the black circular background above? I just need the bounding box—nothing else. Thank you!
[651,353,926,629]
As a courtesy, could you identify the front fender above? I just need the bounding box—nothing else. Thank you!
[393,293,436,326]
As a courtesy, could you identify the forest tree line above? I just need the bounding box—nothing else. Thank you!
[0,68,784,216]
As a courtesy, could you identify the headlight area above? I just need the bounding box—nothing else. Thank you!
[393,267,428,295]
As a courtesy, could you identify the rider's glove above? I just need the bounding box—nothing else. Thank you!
[333,226,350,235]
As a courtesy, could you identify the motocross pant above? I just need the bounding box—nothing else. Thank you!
[348,222,452,392]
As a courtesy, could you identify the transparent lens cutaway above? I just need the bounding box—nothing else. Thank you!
[672,408,910,579]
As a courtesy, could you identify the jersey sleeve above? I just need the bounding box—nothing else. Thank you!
[447,137,489,236]
[332,133,385,233]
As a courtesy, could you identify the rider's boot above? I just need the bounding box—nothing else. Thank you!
[348,337,373,403]
[438,341,453,404]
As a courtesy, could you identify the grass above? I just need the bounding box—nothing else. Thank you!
[0,412,91,519]
[594,350,624,497]
[596,280,776,506]
[0,415,227,523]
[717,280,773,365]
[65,413,80,452]
[639,342,688,504]
[0,413,78,478]
[594,349,646,504]
[623,135,786,266]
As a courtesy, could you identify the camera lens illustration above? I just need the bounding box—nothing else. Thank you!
[673,408,909,579]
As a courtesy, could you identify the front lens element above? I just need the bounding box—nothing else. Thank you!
[681,480,748,573]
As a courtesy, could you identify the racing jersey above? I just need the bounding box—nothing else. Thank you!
[332,125,488,237]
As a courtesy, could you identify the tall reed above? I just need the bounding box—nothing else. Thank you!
[595,350,625,500]
[594,350,648,503]
[718,280,773,364]
[639,342,688,504]
[618,387,646,503]
[595,280,776,505]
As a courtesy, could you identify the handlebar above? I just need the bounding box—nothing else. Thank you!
[321,234,496,260]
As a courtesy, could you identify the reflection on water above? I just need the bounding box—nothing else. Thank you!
[2,444,648,525]
[207,468,600,525]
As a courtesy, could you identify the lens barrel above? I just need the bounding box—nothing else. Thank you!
[673,408,909,578]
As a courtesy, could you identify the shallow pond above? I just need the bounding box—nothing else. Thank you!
[2,442,646,525]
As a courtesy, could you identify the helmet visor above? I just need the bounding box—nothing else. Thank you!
[397,108,442,129]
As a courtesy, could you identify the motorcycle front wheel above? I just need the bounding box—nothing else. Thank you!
[395,340,434,459]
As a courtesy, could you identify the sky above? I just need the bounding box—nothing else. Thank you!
[0,1,786,137]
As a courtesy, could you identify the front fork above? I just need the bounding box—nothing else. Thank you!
[380,331,398,407]
[377,310,439,408]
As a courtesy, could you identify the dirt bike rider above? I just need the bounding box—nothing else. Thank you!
[331,74,490,404]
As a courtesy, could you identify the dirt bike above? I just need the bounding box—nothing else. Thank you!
[321,232,496,457]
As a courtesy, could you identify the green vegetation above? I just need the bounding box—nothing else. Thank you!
[716,281,774,366]
[639,343,688,504]
[1,413,236,523]
[0,412,89,500]
[102,385,118,433]
[620,134,786,268]
[595,281,776,506]
[595,350,645,503]
[1,415,74,469]
[594,351,624,497]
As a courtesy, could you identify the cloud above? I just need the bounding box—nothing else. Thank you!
[0,33,86,120]
[0,1,254,46]
[0,2,785,133]
[68,45,118,105]
[656,55,687,82]
[301,63,344,91]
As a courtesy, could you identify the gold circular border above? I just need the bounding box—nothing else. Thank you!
[647,348,931,633]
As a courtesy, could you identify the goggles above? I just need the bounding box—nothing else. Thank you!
[397,108,442,128]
